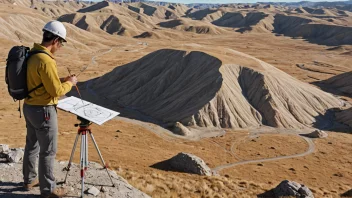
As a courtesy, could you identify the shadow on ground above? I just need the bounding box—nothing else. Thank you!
[150,159,175,172]
[311,71,352,98]
[150,159,197,175]
[257,189,275,198]
[0,182,37,198]
[341,189,352,197]
[312,107,352,133]
[312,81,352,99]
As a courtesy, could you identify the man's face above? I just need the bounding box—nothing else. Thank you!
[50,38,64,54]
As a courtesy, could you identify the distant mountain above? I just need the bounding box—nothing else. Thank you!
[258,1,352,8]
[146,0,351,9]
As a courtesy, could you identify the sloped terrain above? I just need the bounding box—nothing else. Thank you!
[87,49,223,128]
[22,1,348,45]
[273,14,352,45]
[320,71,352,96]
[58,2,155,37]
[0,1,351,197]
[86,49,344,136]
[182,6,352,45]
[0,4,48,44]
[185,8,224,22]
[0,0,31,7]
[212,12,274,33]
[158,18,227,34]
[59,13,152,37]
[31,0,89,18]
[294,7,309,14]
[77,0,108,13]
[167,3,190,16]
[335,107,352,127]
[337,4,352,12]
[0,4,119,52]
[128,2,179,20]
[1,0,89,18]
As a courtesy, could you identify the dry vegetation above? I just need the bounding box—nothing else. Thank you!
[0,0,351,197]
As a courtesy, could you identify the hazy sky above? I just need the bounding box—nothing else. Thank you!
[144,0,348,3]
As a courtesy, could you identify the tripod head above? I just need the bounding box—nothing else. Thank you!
[74,116,92,127]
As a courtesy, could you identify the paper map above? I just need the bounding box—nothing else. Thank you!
[57,96,119,125]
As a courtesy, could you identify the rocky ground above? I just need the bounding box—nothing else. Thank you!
[0,1,351,197]
[0,152,149,198]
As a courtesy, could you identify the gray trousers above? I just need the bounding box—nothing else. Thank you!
[23,103,58,195]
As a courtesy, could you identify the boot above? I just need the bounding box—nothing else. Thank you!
[23,178,39,190]
[40,187,68,198]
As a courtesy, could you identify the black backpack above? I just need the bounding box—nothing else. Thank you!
[5,46,49,117]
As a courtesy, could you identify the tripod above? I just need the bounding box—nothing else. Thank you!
[63,116,115,198]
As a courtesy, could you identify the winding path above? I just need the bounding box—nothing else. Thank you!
[79,42,148,74]
[212,133,315,174]
[81,46,317,174]
[77,48,113,76]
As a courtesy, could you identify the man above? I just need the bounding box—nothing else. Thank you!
[23,20,77,198]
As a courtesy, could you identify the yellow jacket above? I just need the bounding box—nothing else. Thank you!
[25,43,72,105]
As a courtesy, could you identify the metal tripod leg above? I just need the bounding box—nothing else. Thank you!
[64,131,80,183]
[88,132,115,187]
[63,125,114,197]
[80,130,87,198]
[85,132,89,170]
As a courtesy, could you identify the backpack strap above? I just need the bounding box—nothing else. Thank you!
[27,50,52,59]
[28,83,44,96]
[26,50,53,97]
[18,100,22,118]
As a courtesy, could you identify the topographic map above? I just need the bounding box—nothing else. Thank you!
[58,96,120,125]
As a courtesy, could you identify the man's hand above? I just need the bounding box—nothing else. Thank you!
[67,75,78,86]
[61,76,72,83]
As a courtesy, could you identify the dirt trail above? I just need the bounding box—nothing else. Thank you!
[74,44,320,178]
[212,131,315,174]
[80,48,114,75]
[79,42,148,75]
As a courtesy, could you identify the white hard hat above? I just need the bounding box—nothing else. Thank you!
[43,20,67,42]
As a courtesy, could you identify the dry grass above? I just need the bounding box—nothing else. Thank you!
[0,2,351,197]
[117,169,269,198]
